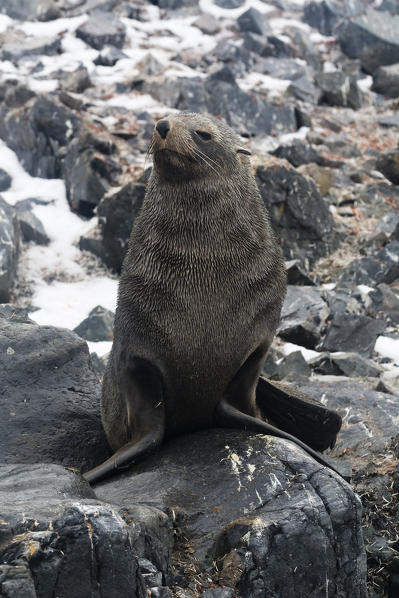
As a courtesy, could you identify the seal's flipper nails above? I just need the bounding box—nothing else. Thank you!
[215,399,349,482]
[84,359,165,484]
[83,428,163,484]
[256,377,342,453]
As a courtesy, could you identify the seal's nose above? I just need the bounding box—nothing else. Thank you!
[156,119,170,140]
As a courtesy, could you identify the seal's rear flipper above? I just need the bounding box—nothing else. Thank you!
[215,399,348,482]
[256,377,342,452]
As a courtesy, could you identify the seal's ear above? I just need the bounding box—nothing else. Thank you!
[237,148,251,155]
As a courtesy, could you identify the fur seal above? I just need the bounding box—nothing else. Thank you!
[84,113,342,483]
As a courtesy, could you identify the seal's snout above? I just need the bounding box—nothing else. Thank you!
[156,119,170,140]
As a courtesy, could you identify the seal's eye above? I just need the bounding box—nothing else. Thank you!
[196,130,212,141]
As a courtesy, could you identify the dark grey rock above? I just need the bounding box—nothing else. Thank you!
[259,57,307,81]
[376,148,399,184]
[315,71,363,109]
[338,243,399,287]
[215,0,244,7]
[376,211,399,233]
[277,350,311,381]
[94,45,128,66]
[0,169,11,192]
[0,96,80,179]
[3,84,36,108]
[0,563,37,597]
[286,259,316,285]
[310,352,383,378]
[2,37,61,63]
[372,63,399,97]
[237,8,269,36]
[76,10,126,50]
[150,587,173,598]
[16,209,50,245]
[287,75,322,104]
[212,40,253,76]
[256,160,337,265]
[378,0,399,12]
[0,197,20,303]
[303,0,343,36]
[338,9,399,74]
[271,140,320,168]
[368,283,399,324]
[0,0,60,20]
[87,181,146,273]
[0,464,146,598]
[320,313,385,356]
[379,114,399,127]
[278,286,329,349]
[147,77,208,114]
[205,75,296,137]
[0,305,110,470]
[96,429,366,597]
[59,66,92,93]
[74,305,115,342]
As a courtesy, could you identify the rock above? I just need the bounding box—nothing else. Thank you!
[62,122,121,217]
[96,429,367,597]
[211,40,253,77]
[255,160,337,265]
[15,208,50,245]
[74,305,115,342]
[310,352,383,378]
[376,148,399,184]
[76,10,126,50]
[193,13,221,35]
[379,114,399,127]
[0,197,20,303]
[0,0,60,20]
[277,350,311,381]
[259,57,306,81]
[278,285,329,349]
[87,181,146,273]
[237,8,269,36]
[338,243,399,287]
[215,0,244,7]
[368,283,399,324]
[286,75,322,104]
[297,163,334,195]
[59,66,92,93]
[297,379,399,595]
[0,169,11,192]
[271,140,320,168]
[94,45,128,66]
[303,0,343,36]
[338,9,399,74]
[285,259,316,285]
[320,313,386,356]
[378,0,399,12]
[375,211,399,233]
[2,37,62,64]
[0,96,80,179]
[202,589,234,598]
[0,464,147,598]
[372,63,399,97]
[0,305,110,470]
[315,71,363,109]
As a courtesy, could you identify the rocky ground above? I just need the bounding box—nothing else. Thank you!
[0,0,399,596]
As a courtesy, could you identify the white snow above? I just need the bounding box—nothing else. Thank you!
[106,93,172,113]
[281,342,320,361]
[375,337,399,365]
[0,14,13,33]
[238,72,291,96]
[0,142,117,354]
[16,14,88,37]
[199,0,275,20]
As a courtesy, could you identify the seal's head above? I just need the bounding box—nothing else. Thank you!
[150,112,251,182]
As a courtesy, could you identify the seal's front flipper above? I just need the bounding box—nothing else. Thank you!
[83,429,163,483]
[256,377,342,452]
[84,359,165,484]
[215,399,348,481]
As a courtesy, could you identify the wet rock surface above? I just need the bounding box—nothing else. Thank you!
[96,429,367,598]
[0,197,20,303]
[0,305,110,471]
